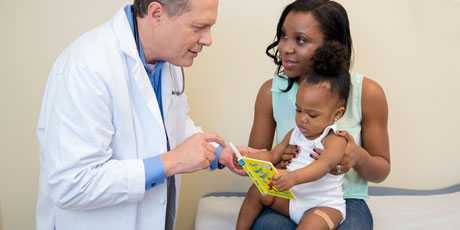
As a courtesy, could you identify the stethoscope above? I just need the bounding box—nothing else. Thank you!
[131,7,185,96]
[170,65,185,96]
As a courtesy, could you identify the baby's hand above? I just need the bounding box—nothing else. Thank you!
[272,170,296,191]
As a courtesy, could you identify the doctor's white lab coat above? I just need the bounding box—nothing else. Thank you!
[36,7,200,230]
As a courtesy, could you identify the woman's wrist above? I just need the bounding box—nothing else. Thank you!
[353,145,370,170]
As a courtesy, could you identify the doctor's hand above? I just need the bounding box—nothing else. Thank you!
[161,132,225,176]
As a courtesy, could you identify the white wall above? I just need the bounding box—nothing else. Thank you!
[1,0,459,229]
[1,1,127,229]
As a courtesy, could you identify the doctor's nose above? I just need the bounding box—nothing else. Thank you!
[199,30,213,47]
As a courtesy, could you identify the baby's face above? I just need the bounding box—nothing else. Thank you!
[295,82,343,139]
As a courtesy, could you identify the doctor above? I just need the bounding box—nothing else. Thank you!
[36,0,242,229]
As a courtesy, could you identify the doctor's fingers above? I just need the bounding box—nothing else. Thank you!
[203,143,216,161]
[199,158,212,169]
[201,132,226,147]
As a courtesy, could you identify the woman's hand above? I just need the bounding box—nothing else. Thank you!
[311,130,361,175]
[276,145,299,168]
[272,169,296,191]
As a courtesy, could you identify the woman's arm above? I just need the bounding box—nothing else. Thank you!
[248,79,275,150]
[354,77,391,183]
[248,80,298,166]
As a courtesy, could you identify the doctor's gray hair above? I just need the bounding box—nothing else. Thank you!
[133,0,191,17]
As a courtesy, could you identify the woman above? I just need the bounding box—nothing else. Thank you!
[249,0,390,229]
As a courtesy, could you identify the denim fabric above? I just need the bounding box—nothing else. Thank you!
[251,207,296,230]
[337,199,373,230]
[251,199,373,230]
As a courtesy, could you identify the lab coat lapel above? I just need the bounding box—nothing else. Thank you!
[112,7,165,132]
[161,64,174,120]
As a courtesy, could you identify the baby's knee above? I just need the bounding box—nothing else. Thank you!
[247,185,274,207]
[260,194,275,207]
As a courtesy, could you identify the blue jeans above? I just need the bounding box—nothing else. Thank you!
[251,199,373,230]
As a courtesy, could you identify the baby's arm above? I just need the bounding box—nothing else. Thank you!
[273,133,346,190]
[266,129,294,164]
[241,130,294,164]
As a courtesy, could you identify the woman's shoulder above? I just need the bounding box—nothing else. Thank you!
[258,78,273,96]
[254,79,273,107]
[350,73,386,100]
[361,76,388,118]
[362,76,387,103]
[257,74,291,95]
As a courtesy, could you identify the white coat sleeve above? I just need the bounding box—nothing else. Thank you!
[44,64,145,210]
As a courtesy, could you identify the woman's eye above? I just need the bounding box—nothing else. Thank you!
[280,31,288,39]
[296,37,306,45]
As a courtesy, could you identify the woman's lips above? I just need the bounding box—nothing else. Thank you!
[282,59,298,70]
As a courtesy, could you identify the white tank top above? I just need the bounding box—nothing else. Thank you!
[287,125,344,198]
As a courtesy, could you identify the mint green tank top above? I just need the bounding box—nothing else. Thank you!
[272,73,368,200]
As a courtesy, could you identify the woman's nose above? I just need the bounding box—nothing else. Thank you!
[284,40,295,54]
[280,40,294,55]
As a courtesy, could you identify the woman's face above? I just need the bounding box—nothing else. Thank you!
[278,11,325,78]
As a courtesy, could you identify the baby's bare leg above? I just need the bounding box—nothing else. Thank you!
[236,185,273,230]
[297,207,343,230]
[236,185,290,230]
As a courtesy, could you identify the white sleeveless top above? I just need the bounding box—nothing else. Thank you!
[287,124,344,199]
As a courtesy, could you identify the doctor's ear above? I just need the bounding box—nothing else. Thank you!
[146,1,165,21]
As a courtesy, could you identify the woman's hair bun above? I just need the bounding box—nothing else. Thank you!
[311,41,348,77]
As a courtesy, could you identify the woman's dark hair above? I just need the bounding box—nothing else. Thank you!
[303,41,350,104]
[267,0,353,92]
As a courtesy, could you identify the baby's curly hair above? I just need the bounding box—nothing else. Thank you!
[304,41,351,103]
